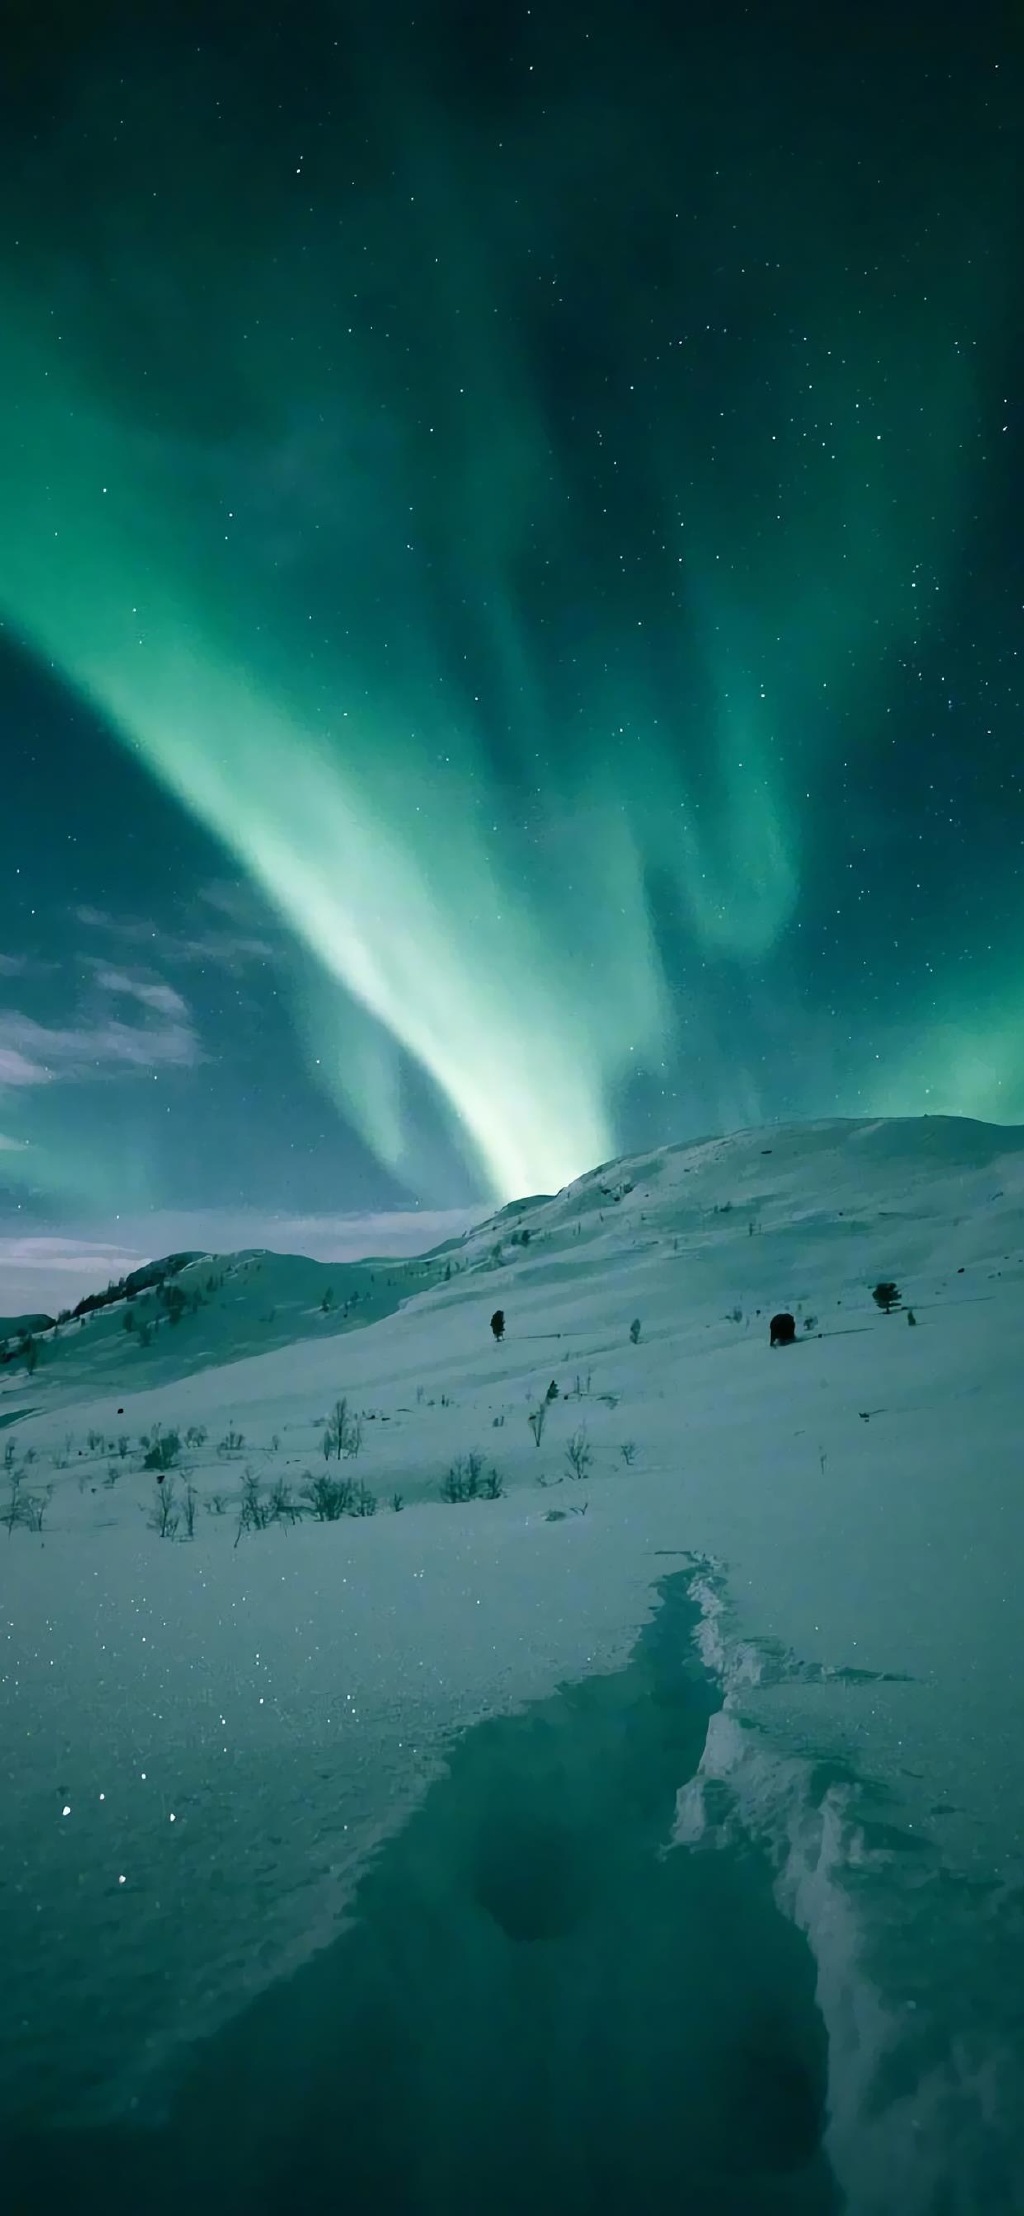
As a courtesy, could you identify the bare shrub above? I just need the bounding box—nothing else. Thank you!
[2,1473,24,1535]
[324,1397,362,1459]
[20,1485,52,1533]
[235,1468,270,1542]
[143,1427,180,1473]
[566,1427,592,1481]
[302,1470,354,1521]
[263,1477,299,1526]
[148,1480,179,1539]
[440,1453,498,1503]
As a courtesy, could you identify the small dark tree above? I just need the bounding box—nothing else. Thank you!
[143,1427,181,1473]
[545,1378,559,1401]
[769,1312,796,1347]
[490,1309,505,1343]
[872,1281,901,1313]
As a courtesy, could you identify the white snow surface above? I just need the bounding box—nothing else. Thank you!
[3,1113,1024,2210]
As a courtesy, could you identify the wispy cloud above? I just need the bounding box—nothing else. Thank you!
[0,1045,53,1087]
[0,1209,485,1312]
[0,1132,29,1151]
[75,901,277,975]
[0,1235,150,1315]
[89,966,190,1019]
[95,1205,486,1261]
[0,1006,201,1084]
[0,952,55,979]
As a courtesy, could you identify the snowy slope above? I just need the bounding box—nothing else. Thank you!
[2,1113,1024,2212]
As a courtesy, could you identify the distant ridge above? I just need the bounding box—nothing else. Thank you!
[0,1311,55,1339]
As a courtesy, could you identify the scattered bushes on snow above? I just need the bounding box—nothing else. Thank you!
[267,1476,302,1526]
[300,1470,378,1520]
[303,1470,355,1520]
[440,1454,503,1503]
[143,1427,181,1473]
[3,1471,52,1533]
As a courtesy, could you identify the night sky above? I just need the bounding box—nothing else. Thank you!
[1,0,1022,1300]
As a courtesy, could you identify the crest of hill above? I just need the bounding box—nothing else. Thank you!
[452,1112,1024,1271]
[2,1114,1023,1422]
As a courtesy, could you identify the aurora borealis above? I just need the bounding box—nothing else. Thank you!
[1,0,1022,1263]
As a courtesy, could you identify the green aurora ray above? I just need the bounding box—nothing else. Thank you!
[0,28,1019,1196]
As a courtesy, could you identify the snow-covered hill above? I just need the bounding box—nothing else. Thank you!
[3,1114,1024,2213]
